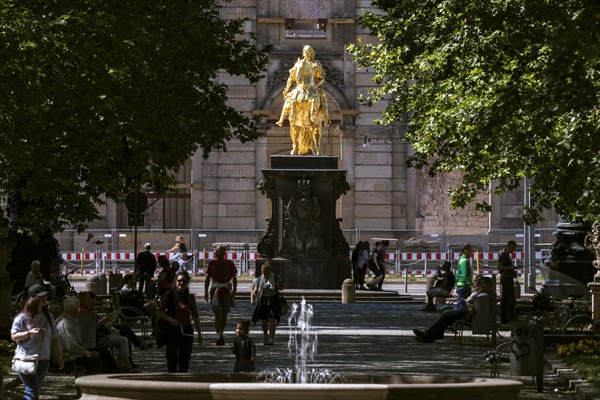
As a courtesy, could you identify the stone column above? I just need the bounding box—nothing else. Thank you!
[0,215,17,340]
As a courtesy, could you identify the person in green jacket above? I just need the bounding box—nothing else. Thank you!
[455,243,474,300]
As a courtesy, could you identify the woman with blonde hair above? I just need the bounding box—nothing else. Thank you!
[251,262,284,345]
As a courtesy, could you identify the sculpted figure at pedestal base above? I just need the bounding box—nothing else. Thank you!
[276,45,330,155]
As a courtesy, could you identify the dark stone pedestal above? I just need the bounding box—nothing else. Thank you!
[542,222,596,299]
[257,155,351,289]
[257,257,350,290]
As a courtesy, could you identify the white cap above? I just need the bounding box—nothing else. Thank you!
[144,243,151,248]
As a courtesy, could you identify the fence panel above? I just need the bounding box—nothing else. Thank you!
[61,249,544,283]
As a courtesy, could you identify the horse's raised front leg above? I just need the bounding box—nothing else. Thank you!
[312,127,321,155]
[290,125,298,155]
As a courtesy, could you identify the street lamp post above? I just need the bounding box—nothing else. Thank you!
[524,176,536,293]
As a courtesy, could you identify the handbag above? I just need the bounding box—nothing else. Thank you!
[12,354,39,375]
[279,295,288,315]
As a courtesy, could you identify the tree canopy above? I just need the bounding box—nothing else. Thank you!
[348,0,600,224]
[0,0,269,236]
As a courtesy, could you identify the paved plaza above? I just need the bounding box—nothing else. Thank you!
[3,285,595,400]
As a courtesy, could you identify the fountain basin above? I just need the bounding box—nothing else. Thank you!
[76,373,523,400]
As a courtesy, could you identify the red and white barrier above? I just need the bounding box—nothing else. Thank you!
[62,250,540,263]
[61,249,541,278]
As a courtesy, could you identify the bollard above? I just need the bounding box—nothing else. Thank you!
[341,278,355,303]
[97,273,107,295]
[85,276,99,295]
[514,278,521,300]
[510,322,542,381]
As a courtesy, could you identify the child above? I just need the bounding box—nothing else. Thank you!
[232,320,256,372]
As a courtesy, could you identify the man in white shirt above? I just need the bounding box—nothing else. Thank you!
[56,296,103,374]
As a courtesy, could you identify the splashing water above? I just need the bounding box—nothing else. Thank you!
[256,367,347,384]
[288,297,317,383]
[255,297,347,384]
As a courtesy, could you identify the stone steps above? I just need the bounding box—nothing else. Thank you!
[546,356,600,400]
[236,290,419,304]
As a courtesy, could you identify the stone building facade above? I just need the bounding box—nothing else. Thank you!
[91,0,557,251]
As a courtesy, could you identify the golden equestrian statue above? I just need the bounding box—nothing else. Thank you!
[276,45,330,155]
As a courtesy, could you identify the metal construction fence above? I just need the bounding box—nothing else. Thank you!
[55,227,554,294]
[60,248,545,281]
[55,227,557,256]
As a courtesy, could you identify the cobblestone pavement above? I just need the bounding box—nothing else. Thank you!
[3,296,596,399]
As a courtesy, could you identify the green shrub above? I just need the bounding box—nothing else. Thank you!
[556,340,600,387]
[0,340,15,374]
[0,340,15,355]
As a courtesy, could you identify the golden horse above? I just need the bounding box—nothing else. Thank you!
[276,57,329,155]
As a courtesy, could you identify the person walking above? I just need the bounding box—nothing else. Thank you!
[356,241,370,290]
[367,242,383,291]
[377,240,390,290]
[158,271,202,373]
[135,243,157,294]
[251,261,284,345]
[455,243,474,301]
[232,320,256,372]
[168,235,188,272]
[499,240,518,324]
[351,241,363,289]
[11,285,64,400]
[204,245,237,346]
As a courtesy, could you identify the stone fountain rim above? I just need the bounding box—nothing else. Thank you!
[76,373,524,390]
